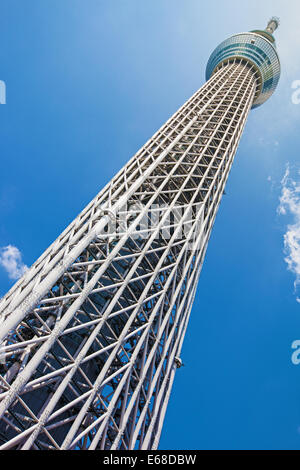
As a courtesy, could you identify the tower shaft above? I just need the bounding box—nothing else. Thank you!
[0,60,257,450]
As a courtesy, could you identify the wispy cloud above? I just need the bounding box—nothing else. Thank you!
[278,165,300,301]
[0,245,28,280]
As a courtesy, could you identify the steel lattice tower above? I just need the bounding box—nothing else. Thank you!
[0,19,280,450]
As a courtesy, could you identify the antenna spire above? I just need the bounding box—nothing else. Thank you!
[265,17,280,35]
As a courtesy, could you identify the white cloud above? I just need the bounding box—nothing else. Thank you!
[278,165,300,297]
[0,245,28,280]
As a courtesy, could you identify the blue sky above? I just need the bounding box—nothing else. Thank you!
[1,0,300,450]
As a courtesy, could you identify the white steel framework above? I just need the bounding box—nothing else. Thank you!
[0,22,279,449]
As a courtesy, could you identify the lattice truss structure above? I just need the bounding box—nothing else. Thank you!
[0,60,257,450]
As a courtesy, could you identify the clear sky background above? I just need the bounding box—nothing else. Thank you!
[1,0,300,450]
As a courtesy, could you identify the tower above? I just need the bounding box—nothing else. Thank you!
[0,18,280,450]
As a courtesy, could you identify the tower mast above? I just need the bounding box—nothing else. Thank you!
[0,18,280,450]
[265,16,280,34]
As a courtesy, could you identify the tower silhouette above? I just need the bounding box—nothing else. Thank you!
[0,18,280,450]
